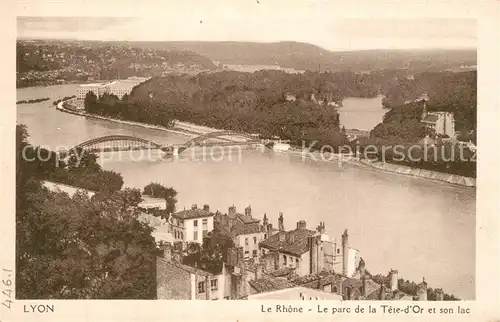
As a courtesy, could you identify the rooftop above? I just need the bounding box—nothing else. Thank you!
[79,83,103,87]
[248,275,296,293]
[172,208,214,220]
[157,257,213,277]
[247,286,342,300]
[259,228,317,256]
[422,115,439,123]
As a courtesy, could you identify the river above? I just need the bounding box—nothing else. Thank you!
[337,95,388,131]
[17,84,475,299]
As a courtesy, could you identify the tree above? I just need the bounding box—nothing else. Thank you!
[16,125,160,299]
[182,229,234,274]
[84,91,98,112]
[143,182,177,216]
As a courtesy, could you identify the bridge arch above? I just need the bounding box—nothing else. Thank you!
[69,135,162,153]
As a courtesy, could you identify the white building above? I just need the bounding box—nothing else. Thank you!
[76,77,151,101]
[76,83,105,100]
[169,204,215,244]
[420,99,456,138]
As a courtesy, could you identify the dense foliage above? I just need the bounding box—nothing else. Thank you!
[142,182,178,216]
[16,97,50,104]
[53,95,76,106]
[182,229,235,274]
[366,99,476,177]
[86,71,355,151]
[380,71,477,132]
[16,125,159,299]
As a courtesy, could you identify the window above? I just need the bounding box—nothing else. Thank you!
[296,258,299,267]
[198,282,205,293]
[283,255,287,266]
[264,234,267,239]
[180,232,183,240]
[202,219,208,229]
[194,231,198,241]
[202,230,208,238]
[210,279,218,291]
[244,250,249,255]
[337,249,340,254]
[252,250,257,257]
[253,236,257,244]
[194,220,198,227]
[245,238,249,246]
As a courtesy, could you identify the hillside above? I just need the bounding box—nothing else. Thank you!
[110,41,477,72]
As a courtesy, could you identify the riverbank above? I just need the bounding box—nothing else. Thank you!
[16,97,50,104]
[56,101,475,187]
[57,101,203,138]
[359,159,476,187]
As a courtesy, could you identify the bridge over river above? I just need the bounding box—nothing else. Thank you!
[63,130,262,156]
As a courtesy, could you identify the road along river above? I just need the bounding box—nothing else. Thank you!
[17,84,476,299]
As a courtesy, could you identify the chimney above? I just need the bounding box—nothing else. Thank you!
[203,204,210,212]
[435,288,444,301]
[266,223,273,238]
[228,205,237,216]
[237,247,244,266]
[263,213,268,226]
[278,212,284,231]
[346,286,353,300]
[342,229,349,276]
[388,269,398,291]
[417,277,428,301]
[379,284,387,300]
[191,204,198,210]
[335,275,343,296]
[254,265,263,280]
[308,235,318,275]
[318,221,325,234]
[297,220,307,230]
[358,257,366,277]
[361,276,368,297]
[244,205,251,217]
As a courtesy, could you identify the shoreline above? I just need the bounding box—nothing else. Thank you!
[56,101,475,188]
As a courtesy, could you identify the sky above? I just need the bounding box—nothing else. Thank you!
[16,1,477,51]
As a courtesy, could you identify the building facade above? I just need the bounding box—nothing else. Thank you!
[215,205,268,259]
[420,99,456,138]
[170,204,214,244]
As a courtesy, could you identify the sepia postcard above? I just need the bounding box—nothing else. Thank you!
[1,1,499,321]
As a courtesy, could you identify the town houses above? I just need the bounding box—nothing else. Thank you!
[151,203,433,301]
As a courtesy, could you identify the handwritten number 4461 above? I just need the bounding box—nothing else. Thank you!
[2,268,14,310]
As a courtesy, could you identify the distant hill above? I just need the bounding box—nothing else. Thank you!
[108,41,477,72]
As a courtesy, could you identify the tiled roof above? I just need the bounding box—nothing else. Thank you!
[247,286,342,300]
[157,257,213,277]
[270,267,293,277]
[248,276,296,293]
[229,223,262,236]
[259,228,317,256]
[172,208,214,220]
[293,271,334,287]
[236,213,260,224]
